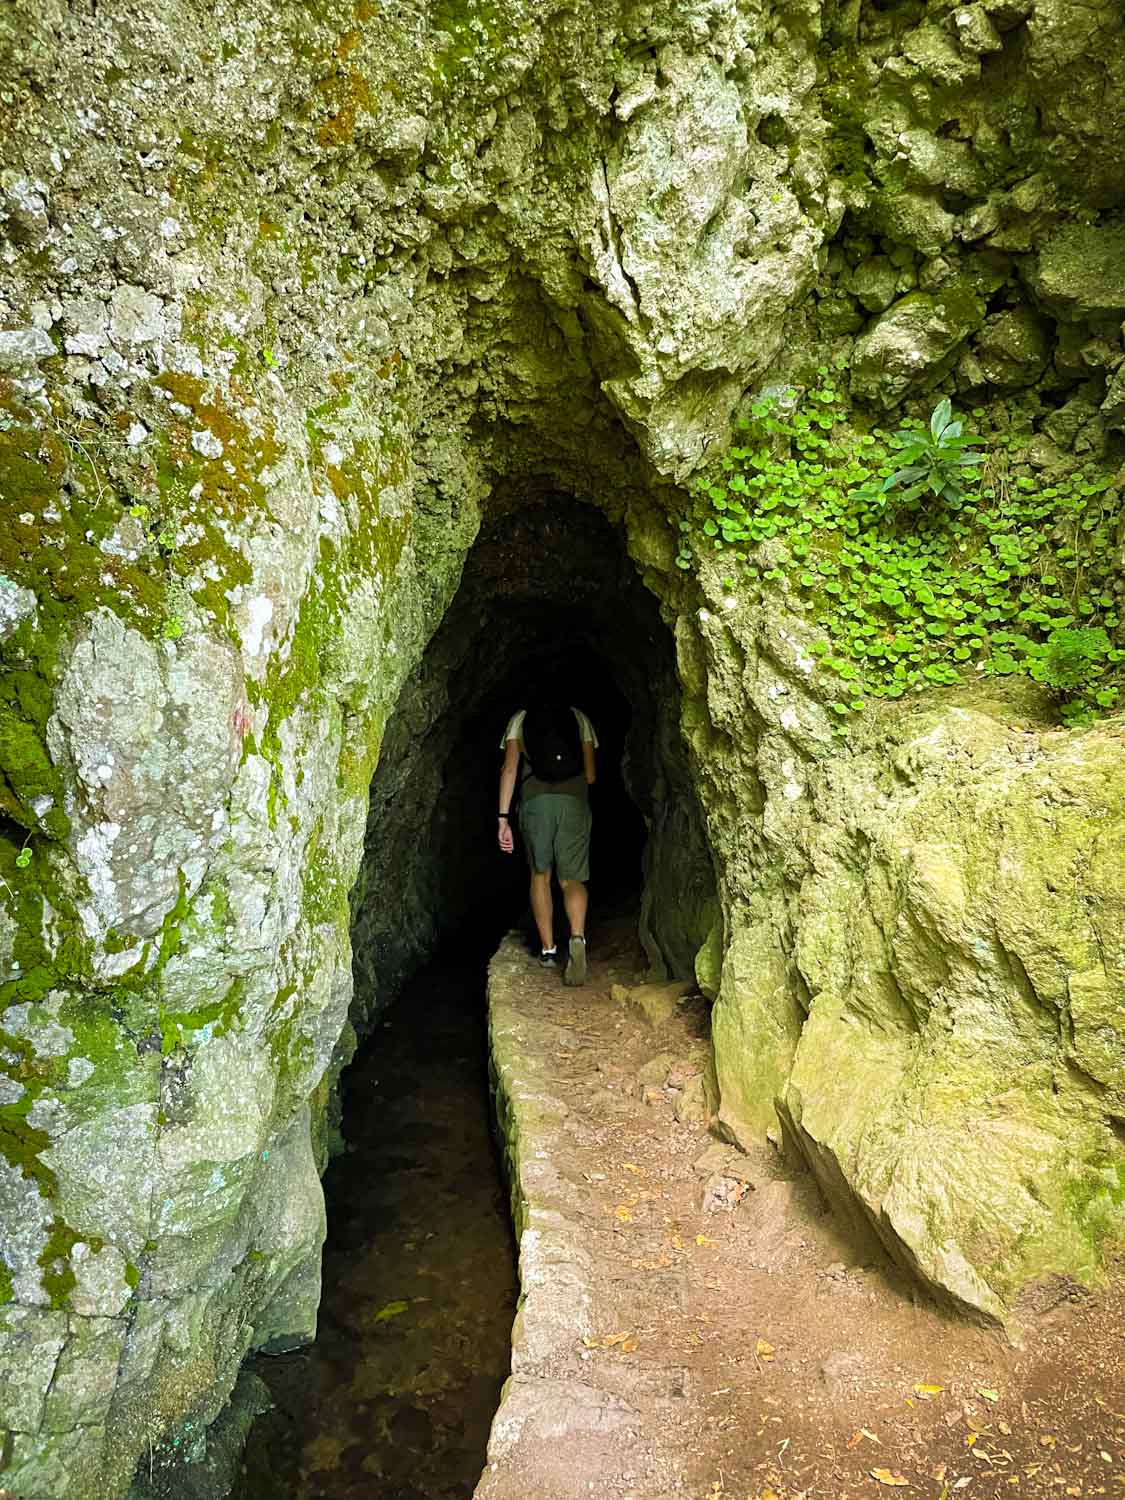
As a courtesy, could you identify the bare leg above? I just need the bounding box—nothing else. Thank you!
[559,879,587,940]
[529,869,555,950]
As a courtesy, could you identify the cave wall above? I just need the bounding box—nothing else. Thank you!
[0,0,1123,1490]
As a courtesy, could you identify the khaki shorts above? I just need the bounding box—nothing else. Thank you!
[520,794,592,882]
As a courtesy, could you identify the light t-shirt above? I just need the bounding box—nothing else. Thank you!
[501,707,598,802]
[500,708,598,751]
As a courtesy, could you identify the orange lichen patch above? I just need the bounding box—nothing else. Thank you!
[354,0,378,20]
[152,373,284,523]
[336,27,361,58]
[315,67,372,149]
[154,372,208,408]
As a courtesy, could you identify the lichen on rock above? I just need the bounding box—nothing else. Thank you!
[0,0,1124,1489]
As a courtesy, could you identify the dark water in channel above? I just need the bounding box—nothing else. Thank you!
[233,957,518,1500]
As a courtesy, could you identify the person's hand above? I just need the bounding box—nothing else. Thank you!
[498,816,514,854]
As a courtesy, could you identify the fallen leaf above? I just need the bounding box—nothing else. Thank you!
[933,1464,948,1482]
[756,1338,776,1361]
[870,1467,910,1486]
[914,1383,945,1398]
[372,1300,409,1323]
[623,1162,642,1174]
[614,1205,633,1223]
[953,1480,972,1491]
[1038,1435,1057,1449]
[861,1429,881,1445]
[965,1433,978,1448]
[601,1332,632,1346]
[847,1431,864,1451]
[696,1233,718,1246]
[978,1388,1000,1403]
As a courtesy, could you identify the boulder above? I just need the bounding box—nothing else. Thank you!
[850,289,985,405]
[1027,223,1125,320]
[974,306,1052,389]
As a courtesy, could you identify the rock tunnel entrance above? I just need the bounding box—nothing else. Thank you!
[227,492,717,1498]
[351,494,717,1031]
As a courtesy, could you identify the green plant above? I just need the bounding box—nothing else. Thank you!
[874,397,984,507]
[1029,627,1120,721]
[14,847,31,869]
[681,380,1123,727]
[162,617,184,641]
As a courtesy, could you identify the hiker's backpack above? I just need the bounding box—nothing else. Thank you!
[522,702,584,783]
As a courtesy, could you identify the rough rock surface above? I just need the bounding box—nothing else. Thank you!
[482,930,1125,1499]
[0,0,1123,1489]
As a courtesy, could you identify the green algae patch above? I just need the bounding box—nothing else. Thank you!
[1065,1157,1125,1253]
[37,1218,104,1309]
[159,977,246,1058]
[0,425,166,643]
[0,1098,55,1196]
[0,709,69,839]
[251,399,410,825]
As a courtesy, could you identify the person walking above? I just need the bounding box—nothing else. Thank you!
[497,700,597,985]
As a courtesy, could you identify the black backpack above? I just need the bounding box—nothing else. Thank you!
[522,701,584,783]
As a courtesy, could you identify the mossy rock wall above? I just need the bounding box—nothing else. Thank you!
[0,0,1123,1489]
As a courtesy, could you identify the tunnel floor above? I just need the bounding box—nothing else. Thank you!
[227,916,1125,1500]
[475,925,1125,1500]
[233,953,518,1500]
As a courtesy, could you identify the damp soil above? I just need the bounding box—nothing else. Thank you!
[233,955,518,1500]
[478,917,1125,1500]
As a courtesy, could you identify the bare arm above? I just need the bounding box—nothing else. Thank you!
[498,739,521,853]
[583,741,596,785]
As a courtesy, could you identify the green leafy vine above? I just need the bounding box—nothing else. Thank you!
[679,377,1122,732]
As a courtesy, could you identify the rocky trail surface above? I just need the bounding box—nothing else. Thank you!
[481,920,1125,1500]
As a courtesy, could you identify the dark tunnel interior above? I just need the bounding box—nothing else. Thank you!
[449,640,652,943]
[349,496,717,1035]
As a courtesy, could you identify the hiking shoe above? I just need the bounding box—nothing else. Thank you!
[538,947,558,968]
[563,935,587,987]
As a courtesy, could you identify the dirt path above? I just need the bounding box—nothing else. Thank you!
[479,922,1125,1500]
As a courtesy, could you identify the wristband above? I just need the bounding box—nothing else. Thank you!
[498,812,510,819]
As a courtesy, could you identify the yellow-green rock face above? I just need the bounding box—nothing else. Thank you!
[2,0,1125,1488]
